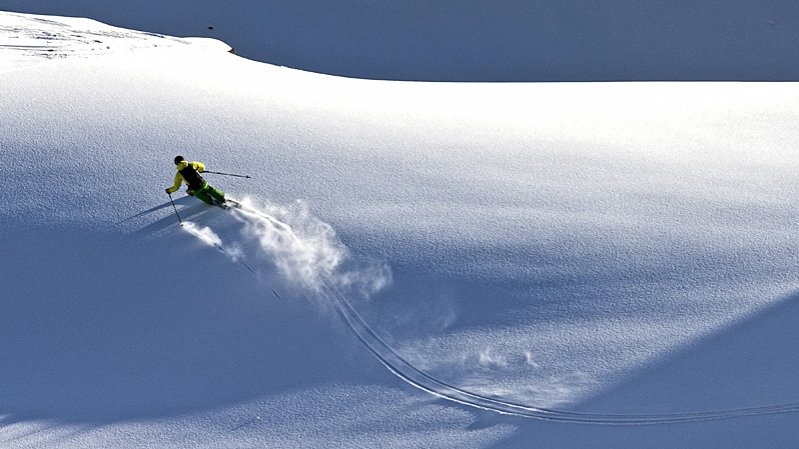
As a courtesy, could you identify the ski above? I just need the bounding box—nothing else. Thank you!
[214,198,293,233]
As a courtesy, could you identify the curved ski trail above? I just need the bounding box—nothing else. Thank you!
[188,200,799,425]
[319,282,799,425]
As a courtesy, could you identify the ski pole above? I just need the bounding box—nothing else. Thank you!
[203,170,252,179]
[167,192,183,224]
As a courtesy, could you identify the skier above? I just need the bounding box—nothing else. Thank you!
[165,155,226,205]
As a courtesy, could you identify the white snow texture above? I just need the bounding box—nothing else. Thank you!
[2,5,799,449]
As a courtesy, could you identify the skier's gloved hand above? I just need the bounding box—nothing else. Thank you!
[165,188,171,194]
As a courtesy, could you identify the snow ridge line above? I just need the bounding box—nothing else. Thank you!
[321,281,799,425]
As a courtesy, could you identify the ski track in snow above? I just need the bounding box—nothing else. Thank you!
[324,281,799,425]
[180,200,799,426]
[5,9,799,447]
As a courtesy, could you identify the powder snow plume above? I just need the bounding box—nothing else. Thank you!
[181,198,391,298]
[182,221,223,247]
[182,221,245,259]
[234,199,391,296]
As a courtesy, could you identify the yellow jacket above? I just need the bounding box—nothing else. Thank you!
[166,161,206,193]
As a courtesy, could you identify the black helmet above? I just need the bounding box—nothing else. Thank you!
[174,155,185,165]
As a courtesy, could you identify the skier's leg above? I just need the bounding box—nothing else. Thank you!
[193,186,215,205]
[207,184,226,203]
[194,183,214,204]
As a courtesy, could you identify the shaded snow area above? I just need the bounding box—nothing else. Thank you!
[2,10,799,449]
[4,0,799,81]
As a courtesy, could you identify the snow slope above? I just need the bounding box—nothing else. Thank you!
[4,0,799,81]
[3,10,799,448]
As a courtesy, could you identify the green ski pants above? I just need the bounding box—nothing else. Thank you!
[192,182,225,205]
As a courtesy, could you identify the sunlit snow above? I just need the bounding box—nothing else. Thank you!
[2,8,799,449]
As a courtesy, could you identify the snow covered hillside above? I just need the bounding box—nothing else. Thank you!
[5,0,799,81]
[2,10,799,449]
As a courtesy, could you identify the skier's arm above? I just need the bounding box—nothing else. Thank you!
[166,172,184,194]
[193,161,206,172]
